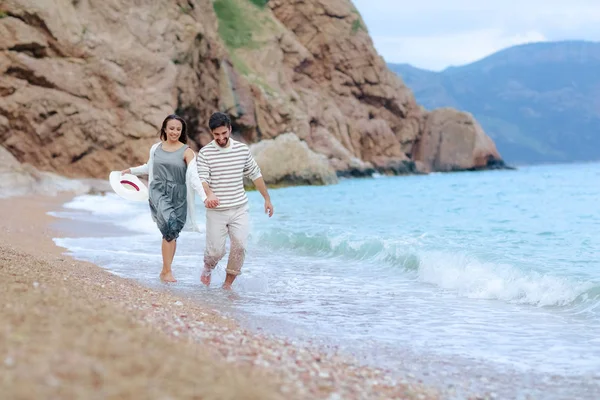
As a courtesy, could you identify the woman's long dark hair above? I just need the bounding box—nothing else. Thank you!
[159,114,188,144]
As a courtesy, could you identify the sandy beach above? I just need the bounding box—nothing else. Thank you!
[0,193,442,400]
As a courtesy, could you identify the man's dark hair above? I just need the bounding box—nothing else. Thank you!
[208,112,231,131]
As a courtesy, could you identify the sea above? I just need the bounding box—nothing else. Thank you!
[51,163,600,399]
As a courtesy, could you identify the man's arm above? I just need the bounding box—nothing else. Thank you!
[253,176,270,201]
[243,150,262,181]
[202,182,214,198]
[197,150,219,208]
[253,176,273,217]
[244,151,273,217]
[197,151,210,183]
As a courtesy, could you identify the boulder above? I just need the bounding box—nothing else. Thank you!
[414,108,505,172]
[0,146,93,198]
[247,133,338,187]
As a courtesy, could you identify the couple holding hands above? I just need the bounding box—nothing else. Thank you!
[122,112,273,290]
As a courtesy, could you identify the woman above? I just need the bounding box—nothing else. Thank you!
[122,114,206,283]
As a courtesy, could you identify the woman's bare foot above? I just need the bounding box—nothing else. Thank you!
[160,271,177,283]
[200,268,211,286]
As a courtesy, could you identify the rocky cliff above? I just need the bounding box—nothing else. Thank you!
[0,0,504,185]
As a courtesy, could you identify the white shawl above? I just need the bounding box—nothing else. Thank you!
[129,142,207,232]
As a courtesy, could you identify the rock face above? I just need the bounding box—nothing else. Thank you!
[0,0,225,177]
[0,0,505,185]
[247,133,338,187]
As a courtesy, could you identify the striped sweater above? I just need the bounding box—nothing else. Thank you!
[197,139,262,209]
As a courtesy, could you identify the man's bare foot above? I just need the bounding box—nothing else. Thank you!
[160,271,177,283]
[200,268,211,286]
[222,272,236,290]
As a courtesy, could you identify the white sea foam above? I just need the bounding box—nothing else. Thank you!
[63,193,140,215]
[416,251,595,307]
[58,193,206,236]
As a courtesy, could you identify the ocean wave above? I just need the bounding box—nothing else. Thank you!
[254,229,422,269]
[417,251,596,307]
[255,229,599,308]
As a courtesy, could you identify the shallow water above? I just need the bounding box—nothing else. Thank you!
[52,163,600,399]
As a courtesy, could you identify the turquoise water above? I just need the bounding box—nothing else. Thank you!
[53,163,600,397]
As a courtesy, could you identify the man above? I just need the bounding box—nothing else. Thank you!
[197,112,274,289]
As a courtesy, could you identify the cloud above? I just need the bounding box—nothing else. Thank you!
[374,29,547,71]
[351,0,600,69]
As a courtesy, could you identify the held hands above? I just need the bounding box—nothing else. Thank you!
[204,194,220,209]
[121,168,131,175]
[264,199,274,217]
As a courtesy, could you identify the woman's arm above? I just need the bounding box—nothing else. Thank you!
[185,148,208,202]
[184,147,195,164]
[123,144,157,175]
[126,162,149,175]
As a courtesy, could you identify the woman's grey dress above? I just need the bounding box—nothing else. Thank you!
[149,144,188,242]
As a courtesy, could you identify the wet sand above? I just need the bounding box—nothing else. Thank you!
[0,193,441,400]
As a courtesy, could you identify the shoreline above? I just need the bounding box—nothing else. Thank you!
[0,192,441,400]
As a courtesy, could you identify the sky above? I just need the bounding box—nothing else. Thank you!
[351,0,600,71]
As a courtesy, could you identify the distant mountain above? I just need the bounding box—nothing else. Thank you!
[389,41,600,164]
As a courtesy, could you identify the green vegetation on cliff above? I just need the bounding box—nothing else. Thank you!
[213,0,258,48]
[248,0,269,7]
[213,0,272,49]
[212,0,278,95]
